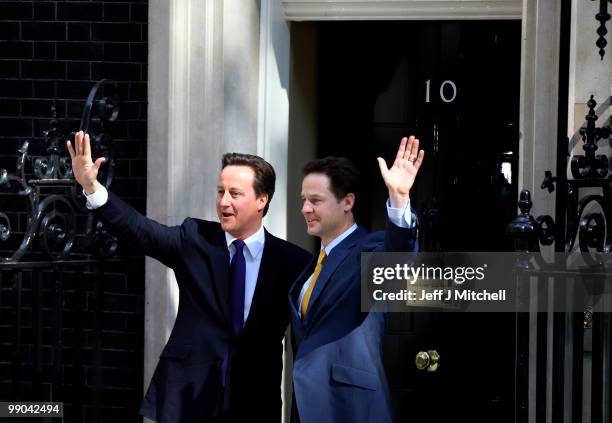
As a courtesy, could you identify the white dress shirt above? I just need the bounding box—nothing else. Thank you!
[297,200,415,317]
[84,186,109,209]
[85,185,265,323]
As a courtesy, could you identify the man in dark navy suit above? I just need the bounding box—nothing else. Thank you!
[290,136,424,423]
[68,131,311,422]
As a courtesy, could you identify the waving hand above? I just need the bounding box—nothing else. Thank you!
[377,136,425,208]
[66,131,105,194]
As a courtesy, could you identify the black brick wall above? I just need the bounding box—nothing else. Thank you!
[0,1,148,421]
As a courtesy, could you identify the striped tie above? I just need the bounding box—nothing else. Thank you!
[301,249,327,319]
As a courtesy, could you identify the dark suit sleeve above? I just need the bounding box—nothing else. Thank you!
[93,191,184,268]
[278,242,311,338]
[283,243,312,303]
[290,246,313,276]
[366,206,419,253]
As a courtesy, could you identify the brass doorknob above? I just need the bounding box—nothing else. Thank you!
[415,350,440,372]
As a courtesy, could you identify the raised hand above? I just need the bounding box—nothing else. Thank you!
[66,131,106,194]
[376,136,425,209]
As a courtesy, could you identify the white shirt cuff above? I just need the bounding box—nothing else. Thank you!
[386,199,414,228]
[84,185,109,210]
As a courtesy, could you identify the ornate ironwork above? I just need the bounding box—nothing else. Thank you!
[0,80,120,262]
[571,95,610,179]
[508,95,611,253]
[541,170,557,193]
[592,0,612,59]
[506,190,555,252]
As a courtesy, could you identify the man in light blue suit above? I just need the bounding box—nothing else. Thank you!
[289,136,425,423]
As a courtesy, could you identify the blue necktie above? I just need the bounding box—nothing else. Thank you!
[229,239,246,335]
[220,239,246,412]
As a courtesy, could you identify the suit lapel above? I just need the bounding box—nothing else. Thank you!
[206,228,232,328]
[243,229,274,330]
[289,257,316,306]
[288,256,317,332]
[301,227,366,326]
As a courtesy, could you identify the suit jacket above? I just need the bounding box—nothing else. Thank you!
[95,192,311,422]
[289,221,418,423]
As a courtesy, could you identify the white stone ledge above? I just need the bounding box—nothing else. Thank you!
[282,1,522,21]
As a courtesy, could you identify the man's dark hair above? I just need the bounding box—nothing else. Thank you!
[302,156,360,209]
[222,153,276,216]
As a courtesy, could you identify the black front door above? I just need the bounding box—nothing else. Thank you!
[316,20,521,422]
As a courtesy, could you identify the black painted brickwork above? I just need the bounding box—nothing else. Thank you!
[0,1,148,421]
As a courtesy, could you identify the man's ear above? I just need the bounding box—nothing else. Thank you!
[257,194,269,213]
[343,193,355,212]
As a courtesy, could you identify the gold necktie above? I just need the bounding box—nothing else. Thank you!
[301,249,327,319]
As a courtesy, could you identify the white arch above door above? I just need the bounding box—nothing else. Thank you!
[282,0,522,21]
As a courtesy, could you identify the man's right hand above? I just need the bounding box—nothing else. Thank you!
[66,130,106,195]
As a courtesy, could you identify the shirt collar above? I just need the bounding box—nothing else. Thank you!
[321,223,358,256]
[225,224,266,260]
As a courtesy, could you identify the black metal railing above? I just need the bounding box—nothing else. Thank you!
[0,80,140,422]
[507,229,612,422]
[507,93,612,422]
[592,0,612,59]
[0,260,126,422]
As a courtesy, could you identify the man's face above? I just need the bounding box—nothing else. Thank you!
[216,165,267,239]
[301,173,353,244]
